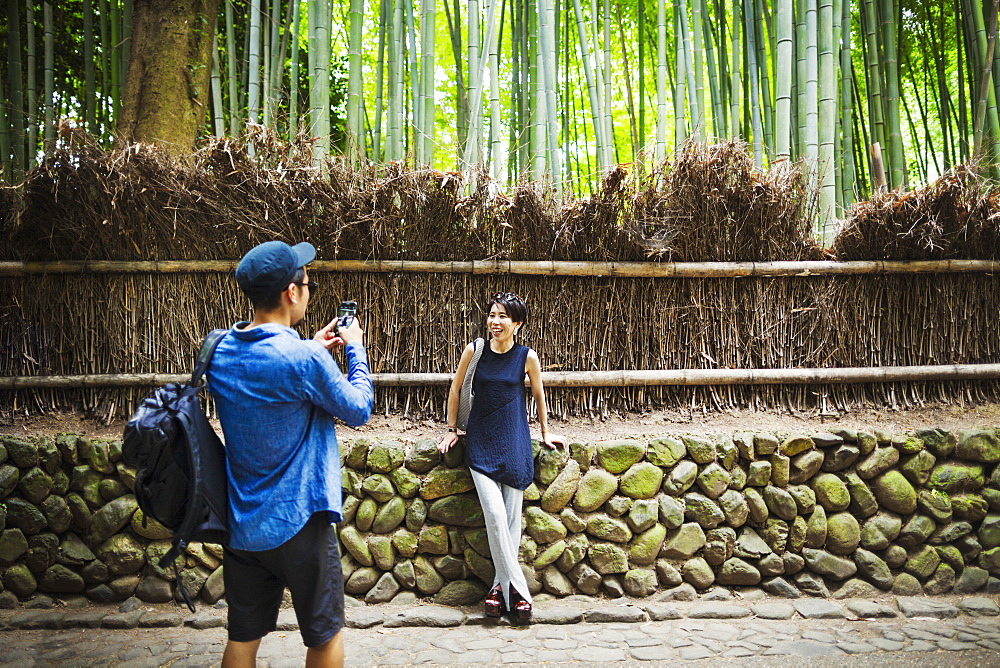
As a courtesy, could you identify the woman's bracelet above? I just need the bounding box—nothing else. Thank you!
[447,427,458,433]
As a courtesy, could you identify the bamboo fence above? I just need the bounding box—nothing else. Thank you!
[1,137,999,420]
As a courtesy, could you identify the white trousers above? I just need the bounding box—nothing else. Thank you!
[470,468,532,607]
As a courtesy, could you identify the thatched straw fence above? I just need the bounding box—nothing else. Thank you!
[1,131,999,421]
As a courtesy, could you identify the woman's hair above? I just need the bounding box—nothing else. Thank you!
[489,292,528,325]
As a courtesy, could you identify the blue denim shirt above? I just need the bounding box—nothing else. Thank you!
[207,322,373,551]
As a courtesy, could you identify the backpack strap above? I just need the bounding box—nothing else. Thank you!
[191,329,228,385]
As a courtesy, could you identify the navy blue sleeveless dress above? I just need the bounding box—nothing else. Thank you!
[465,342,533,490]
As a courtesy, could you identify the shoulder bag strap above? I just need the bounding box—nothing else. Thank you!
[457,338,485,431]
[191,329,228,385]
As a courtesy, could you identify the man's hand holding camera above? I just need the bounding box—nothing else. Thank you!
[314,310,364,350]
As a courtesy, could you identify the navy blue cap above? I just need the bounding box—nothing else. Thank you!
[236,241,316,300]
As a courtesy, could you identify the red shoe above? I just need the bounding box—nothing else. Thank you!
[485,585,506,618]
[509,588,531,624]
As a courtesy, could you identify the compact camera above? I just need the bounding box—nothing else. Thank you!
[333,301,358,335]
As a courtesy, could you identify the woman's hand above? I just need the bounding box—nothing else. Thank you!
[438,432,459,453]
[541,432,566,450]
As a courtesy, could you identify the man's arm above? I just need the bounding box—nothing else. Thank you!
[305,319,374,426]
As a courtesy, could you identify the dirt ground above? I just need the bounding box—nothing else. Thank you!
[3,402,1000,441]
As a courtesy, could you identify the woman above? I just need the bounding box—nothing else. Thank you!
[438,292,565,624]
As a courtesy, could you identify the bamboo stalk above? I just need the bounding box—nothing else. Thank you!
[7,364,1000,390]
[3,259,999,277]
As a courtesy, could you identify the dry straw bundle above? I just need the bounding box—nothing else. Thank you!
[833,164,1000,260]
[2,132,1000,420]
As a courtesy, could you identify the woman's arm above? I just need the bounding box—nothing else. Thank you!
[438,342,476,453]
[525,349,566,450]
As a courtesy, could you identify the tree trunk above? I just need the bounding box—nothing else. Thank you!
[118,0,221,152]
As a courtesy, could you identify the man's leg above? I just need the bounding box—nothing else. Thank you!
[221,638,263,667]
[305,630,344,668]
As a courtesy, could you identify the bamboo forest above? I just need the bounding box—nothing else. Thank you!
[1,0,998,227]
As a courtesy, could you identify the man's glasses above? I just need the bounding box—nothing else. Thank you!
[294,281,319,296]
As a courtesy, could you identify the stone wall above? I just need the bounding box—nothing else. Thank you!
[1,429,999,608]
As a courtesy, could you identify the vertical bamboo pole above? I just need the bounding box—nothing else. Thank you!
[7,0,24,174]
[744,0,763,165]
[775,0,793,159]
[110,0,121,124]
[43,1,54,154]
[84,0,97,134]
[839,0,856,207]
[347,0,365,163]
[639,0,646,146]
[881,0,906,187]
[0,73,7,181]
[99,0,109,132]
[405,0,420,160]
[465,0,481,167]
[225,0,240,136]
[730,0,742,139]
[211,35,225,136]
[539,0,562,184]
[373,0,389,159]
[248,0,262,125]
[691,0,705,139]
[573,0,606,166]
[602,0,614,163]
[26,1,37,162]
[805,0,819,167]
[818,0,837,234]
[420,0,437,166]
[487,0,502,177]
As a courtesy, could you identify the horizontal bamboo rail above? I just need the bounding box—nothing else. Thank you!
[4,364,1000,390]
[1,259,999,277]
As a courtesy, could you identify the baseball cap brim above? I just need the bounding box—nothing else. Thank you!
[291,242,316,268]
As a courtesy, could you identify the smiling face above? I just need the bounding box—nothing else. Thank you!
[486,302,522,343]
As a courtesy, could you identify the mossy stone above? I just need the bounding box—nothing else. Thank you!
[825,512,861,554]
[463,548,495,584]
[629,524,666,566]
[620,462,665,499]
[897,514,936,548]
[341,470,363,497]
[524,482,541,501]
[627,498,659,533]
[694,462,730,500]
[404,438,439,473]
[99,479,128,502]
[804,506,827,549]
[39,496,71,535]
[130,508,172,540]
[367,440,406,473]
[704,527,736,565]
[534,540,567,569]
[573,469,619,512]
[418,524,449,555]
[780,436,815,457]
[811,473,850,512]
[682,492,724,529]
[898,450,936,487]
[762,485,797,521]
[344,439,369,469]
[541,459,581,513]
[787,485,816,514]
[388,467,420,499]
[916,428,955,458]
[662,460,698,496]
[983,488,1000,511]
[405,497,427,532]
[0,529,28,566]
[588,543,628,574]
[928,521,973,545]
[872,470,917,514]
[802,548,857,581]
[980,514,1000,549]
[718,489,749,527]
[623,568,658,597]
[926,462,985,494]
[770,454,790,487]
[372,497,407,534]
[681,557,716,589]
[754,433,779,455]
[361,474,396,503]
[729,465,747,491]
[955,429,1000,463]
[87,441,115,475]
[339,526,374,566]
[844,472,879,518]
[369,535,396,571]
[903,544,940,579]
[822,444,860,472]
[4,438,38,468]
[891,572,923,595]
[860,512,902,551]
[419,468,474,500]
[924,563,956,595]
[391,528,418,557]
[788,515,807,552]
[427,493,485,527]
[524,507,567,544]
[892,434,925,454]
[344,567,379,595]
[355,498,377,531]
[936,545,965,571]
[746,461,772,487]
[647,437,686,467]
[595,440,646,474]
[560,507,586,533]
[535,446,569,485]
[761,519,789,554]
[952,494,990,522]
[5,498,47,535]
[585,514,632,543]
[682,436,716,464]
[96,534,145,575]
[882,544,907,569]
[555,534,589,572]
[657,495,685,530]
[717,557,761,586]
[856,446,899,480]
[788,450,824,484]
[569,441,596,470]
[980,547,1000,575]
[17,467,52,505]
[717,438,739,470]
[69,466,102,508]
[854,548,893,590]
[2,563,37,597]
[744,488,769,523]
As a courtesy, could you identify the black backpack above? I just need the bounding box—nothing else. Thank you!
[123,329,230,611]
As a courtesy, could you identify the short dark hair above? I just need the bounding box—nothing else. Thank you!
[252,267,305,311]
[489,292,527,325]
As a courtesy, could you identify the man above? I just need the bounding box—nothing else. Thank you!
[207,240,373,667]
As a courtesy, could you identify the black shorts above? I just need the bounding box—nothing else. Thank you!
[224,512,344,647]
